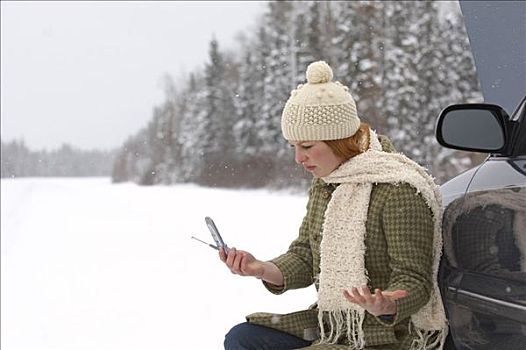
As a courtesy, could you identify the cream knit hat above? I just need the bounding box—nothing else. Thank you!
[281,61,360,141]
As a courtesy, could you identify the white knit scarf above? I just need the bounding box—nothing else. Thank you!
[317,130,448,349]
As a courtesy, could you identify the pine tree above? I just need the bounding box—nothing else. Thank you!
[348,1,386,132]
[179,72,207,182]
[383,2,431,159]
[330,1,355,85]
[233,52,260,157]
[184,38,239,186]
[258,1,294,160]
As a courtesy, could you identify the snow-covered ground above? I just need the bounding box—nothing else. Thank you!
[1,178,317,349]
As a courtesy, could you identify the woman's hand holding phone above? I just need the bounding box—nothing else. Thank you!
[219,248,285,287]
[219,247,265,278]
[206,217,284,286]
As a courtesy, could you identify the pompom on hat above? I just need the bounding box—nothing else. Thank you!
[281,61,360,141]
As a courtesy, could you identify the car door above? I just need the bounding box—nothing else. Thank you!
[441,157,526,350]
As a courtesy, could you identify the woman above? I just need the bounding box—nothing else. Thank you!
[220,61,447,349]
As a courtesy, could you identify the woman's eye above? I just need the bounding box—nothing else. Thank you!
[289,143,312,150]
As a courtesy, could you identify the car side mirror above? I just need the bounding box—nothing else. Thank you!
[436,103,509,153]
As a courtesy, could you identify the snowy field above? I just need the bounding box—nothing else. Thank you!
[1,178,317,350]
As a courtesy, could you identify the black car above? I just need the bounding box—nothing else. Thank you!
[435,2,526,349]
[437,96,526,350]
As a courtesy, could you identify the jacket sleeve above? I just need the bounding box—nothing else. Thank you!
[377,134,396,153]
[381,183,435,325]
[262,184,318,294]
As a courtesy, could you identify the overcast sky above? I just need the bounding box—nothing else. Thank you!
[1,1,266,151]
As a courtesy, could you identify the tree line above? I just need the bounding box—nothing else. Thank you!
[3,2,483,187]
[112,1,483,189]
[1,139,116,178]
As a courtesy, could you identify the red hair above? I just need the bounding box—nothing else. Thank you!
[324,122,370,160]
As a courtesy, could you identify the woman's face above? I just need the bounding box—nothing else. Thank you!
[290,141,345,178]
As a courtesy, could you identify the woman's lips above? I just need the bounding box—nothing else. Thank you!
[304,165,316,172]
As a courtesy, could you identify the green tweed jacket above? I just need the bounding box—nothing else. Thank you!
[247,138,435,350]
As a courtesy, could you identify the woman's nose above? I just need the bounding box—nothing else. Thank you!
[295,148,306,164]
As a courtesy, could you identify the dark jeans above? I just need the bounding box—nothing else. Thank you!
[224,322,312,350]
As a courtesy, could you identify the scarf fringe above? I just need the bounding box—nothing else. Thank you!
[409,322,448,350]
[318,309,365,348]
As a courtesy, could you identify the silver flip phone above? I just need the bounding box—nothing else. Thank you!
[205,216,229,254]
